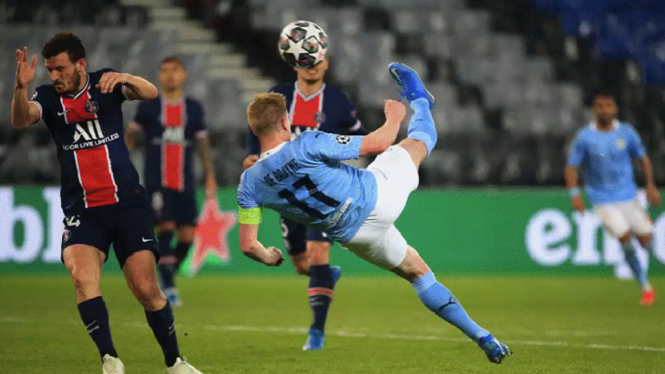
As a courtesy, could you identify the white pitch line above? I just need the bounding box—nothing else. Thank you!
[204,324,665,353]
[2,317,664,353]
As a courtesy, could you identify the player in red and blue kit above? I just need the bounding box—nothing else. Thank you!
[243,59,366,350]
[126,57,216,307]
[10,33,202,374]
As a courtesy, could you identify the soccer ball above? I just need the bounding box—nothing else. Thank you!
[278,20,328,69]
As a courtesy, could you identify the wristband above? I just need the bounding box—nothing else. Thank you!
[569,187,581,197]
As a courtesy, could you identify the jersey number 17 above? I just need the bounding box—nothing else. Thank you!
[278,175,340,219]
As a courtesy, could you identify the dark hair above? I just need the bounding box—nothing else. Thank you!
[592,88,616,101]
[161,56,184,68]
[42,32,86,62]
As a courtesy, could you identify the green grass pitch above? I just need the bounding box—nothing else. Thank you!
[1,275,665,373]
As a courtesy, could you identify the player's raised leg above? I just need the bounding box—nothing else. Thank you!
[388,62,436,167]
[381,64,510,363]
[391,245,511,364]
[63,244,124,374]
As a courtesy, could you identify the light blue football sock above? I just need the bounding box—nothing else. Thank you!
[407,98,437,155]
[622,242,650,290]
[411,271,489,341]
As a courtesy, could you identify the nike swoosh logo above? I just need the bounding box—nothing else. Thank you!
[57,109,72,116]
[142,238,153,242]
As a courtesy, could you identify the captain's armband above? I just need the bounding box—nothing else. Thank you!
[238,206,262,224]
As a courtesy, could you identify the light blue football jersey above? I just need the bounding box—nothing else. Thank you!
[567,121,646,205]
[237,131,378,243]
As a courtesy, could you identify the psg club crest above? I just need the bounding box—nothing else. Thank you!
[62,229,71,243]
[314,111,326,124]
[85,100,99,114]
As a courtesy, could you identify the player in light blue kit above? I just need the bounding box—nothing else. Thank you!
[566,92,661,306]
[237,63,511,364]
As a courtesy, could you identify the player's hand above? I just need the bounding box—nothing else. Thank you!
[205,176,217,199]
[243,155,259,170]
[96,72,132,94]
[647,184,661,207]
[384,99,406,125]
[15,47,37,89]
[571,195,585,213]
[265,247,284,266]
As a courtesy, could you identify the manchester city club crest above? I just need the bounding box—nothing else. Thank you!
[85,100,99,114]
[314,111,326,124]
[616,138,626,150]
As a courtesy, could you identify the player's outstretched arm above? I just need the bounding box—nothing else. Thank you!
[11,47,40,129]
[239,223,284,266]
[358,99,405,156]
[96,72,158,100]
[640,156,662,207]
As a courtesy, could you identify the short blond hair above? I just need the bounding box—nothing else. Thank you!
[247,92,288,137]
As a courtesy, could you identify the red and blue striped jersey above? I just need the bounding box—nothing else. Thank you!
[245,83,365,155]
[130,97,207,192]
[30,69,142,215]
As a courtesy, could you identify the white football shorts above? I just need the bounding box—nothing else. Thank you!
[342,146,419,269]
[593,199,653,238]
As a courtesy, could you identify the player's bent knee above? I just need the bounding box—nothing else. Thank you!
[391,246,430,282]
[396,139,428,169]
[307,241,331,266]
[294,262,310,276]
[291,255,311,276]
[129,279,164,306]
[69,269,97,291]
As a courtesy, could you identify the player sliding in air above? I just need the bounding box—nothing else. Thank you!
[237,63,511,364]
[11,33,202,374]
[243,57,366,350]
[566,92,661,306]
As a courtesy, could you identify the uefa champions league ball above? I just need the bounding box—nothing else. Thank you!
[278,20,328,69]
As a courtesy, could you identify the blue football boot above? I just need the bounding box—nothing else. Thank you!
[331,266,342,285]
[302,327,325,351]
[164,287,183,308]
[388,62,435,108]
[478,334,512,364]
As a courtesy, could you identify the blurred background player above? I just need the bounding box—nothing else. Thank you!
[566,92,661,306]
[10,33,202,373]
[243,58,366,349]
[126,56,217,307]
[238,63,511,364]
